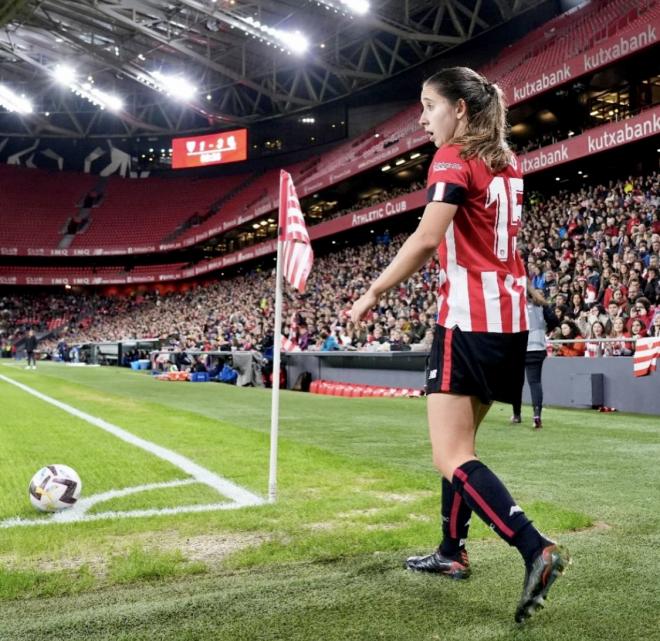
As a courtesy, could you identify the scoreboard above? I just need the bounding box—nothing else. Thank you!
[171,128,247,169]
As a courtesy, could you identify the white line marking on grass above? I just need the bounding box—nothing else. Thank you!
[56,478,198,522]
[0,478,249,528]
[1,502,253,528]
[0,373,264,511]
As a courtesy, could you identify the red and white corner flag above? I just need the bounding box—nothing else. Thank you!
[279,170,313,293]
[269,170,314,502]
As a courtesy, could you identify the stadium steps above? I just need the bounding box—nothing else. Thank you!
[161,169,268,245]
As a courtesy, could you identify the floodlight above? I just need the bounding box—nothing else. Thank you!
[55,65,123,111]
[287,31,310,54]
[54,64,76,84]
[242,16,309,55]
[342,0,369,14]
[0,85,33,113]
[148,71,197,101]
[313,0,369,16]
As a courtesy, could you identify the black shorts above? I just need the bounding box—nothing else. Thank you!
[426,324,528,405]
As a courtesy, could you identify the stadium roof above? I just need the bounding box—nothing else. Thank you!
[0,0,544,138]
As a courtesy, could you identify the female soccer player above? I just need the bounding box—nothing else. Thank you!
[350,67,569,623]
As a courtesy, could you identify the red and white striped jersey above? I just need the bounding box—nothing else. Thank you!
[427,144,528,333]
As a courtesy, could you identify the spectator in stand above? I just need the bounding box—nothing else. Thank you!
[626,279,642,307]
[629,297,653,331]
[642,267,658,304]
[553,320,585,357]
[296,323,310,351]
[574,308,591,338]
[530,265,545,291]
[320,326,339,351]
[548,306,567,340]
[605,300,625,334]
[609,317,633,356]
[649,312,660,337]
[567,293,587,321]
[585,304,609,330]
[611,288,628,314]
[628,318,647,353]
[584,321,610,358]
[389,329,410,351]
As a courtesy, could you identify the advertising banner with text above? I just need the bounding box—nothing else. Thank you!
[506,13,660,105]
[519,105,660,174]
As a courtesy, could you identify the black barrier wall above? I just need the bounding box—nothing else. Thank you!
[283,352,660,415]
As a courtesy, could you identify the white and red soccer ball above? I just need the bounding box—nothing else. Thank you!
[28,465,82,512]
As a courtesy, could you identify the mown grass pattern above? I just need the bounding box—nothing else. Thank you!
[0,362,658,641]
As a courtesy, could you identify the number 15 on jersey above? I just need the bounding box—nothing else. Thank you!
[487,176,523,262]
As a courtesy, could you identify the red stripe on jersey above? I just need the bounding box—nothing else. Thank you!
[467,270,487,332]
[497,277,514,333]
[440,327,453,392]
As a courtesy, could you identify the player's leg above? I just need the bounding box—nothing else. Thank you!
[442,395,569,621]
[526,352,545,428]
[406,392,480,577]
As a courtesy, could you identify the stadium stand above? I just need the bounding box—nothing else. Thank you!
[483,0,657,96]
[1,0,655,258]
[2,171,658,360]
[69,173,247,250]
[0,164,95,250]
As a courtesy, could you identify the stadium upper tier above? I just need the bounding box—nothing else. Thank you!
[484,0,657,102]
[0,0,656,261]
[0,165,95,250]
[69,173,248,251]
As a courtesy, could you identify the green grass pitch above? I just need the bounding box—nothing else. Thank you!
[0,361,658,640]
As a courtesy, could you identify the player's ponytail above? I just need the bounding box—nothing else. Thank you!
[424,66,512,173]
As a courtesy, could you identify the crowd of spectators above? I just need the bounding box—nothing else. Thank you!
[521,171,660,356]
[1,170,658,360]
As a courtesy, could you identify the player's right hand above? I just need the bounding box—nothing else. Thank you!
[350,289,378,324]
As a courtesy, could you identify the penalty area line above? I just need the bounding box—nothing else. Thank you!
[0,373,264,508]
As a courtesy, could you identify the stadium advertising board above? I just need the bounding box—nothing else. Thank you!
[171,128,247,169]
[520,104,660,174]
[507,13,660,104]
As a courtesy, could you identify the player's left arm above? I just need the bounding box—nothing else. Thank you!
[350,201,457,322]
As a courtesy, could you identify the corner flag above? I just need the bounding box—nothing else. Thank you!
[268,170,313,502]
[280,170,313,292]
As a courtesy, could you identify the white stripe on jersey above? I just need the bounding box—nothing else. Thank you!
[444,222,471,330]
[503,274,526,333]
[481,271,503,332]
[432,182,446,201]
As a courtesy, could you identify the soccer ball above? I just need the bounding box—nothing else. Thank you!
[28,465,82,512]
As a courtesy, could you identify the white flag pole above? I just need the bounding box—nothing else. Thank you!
[268,175,286,503]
